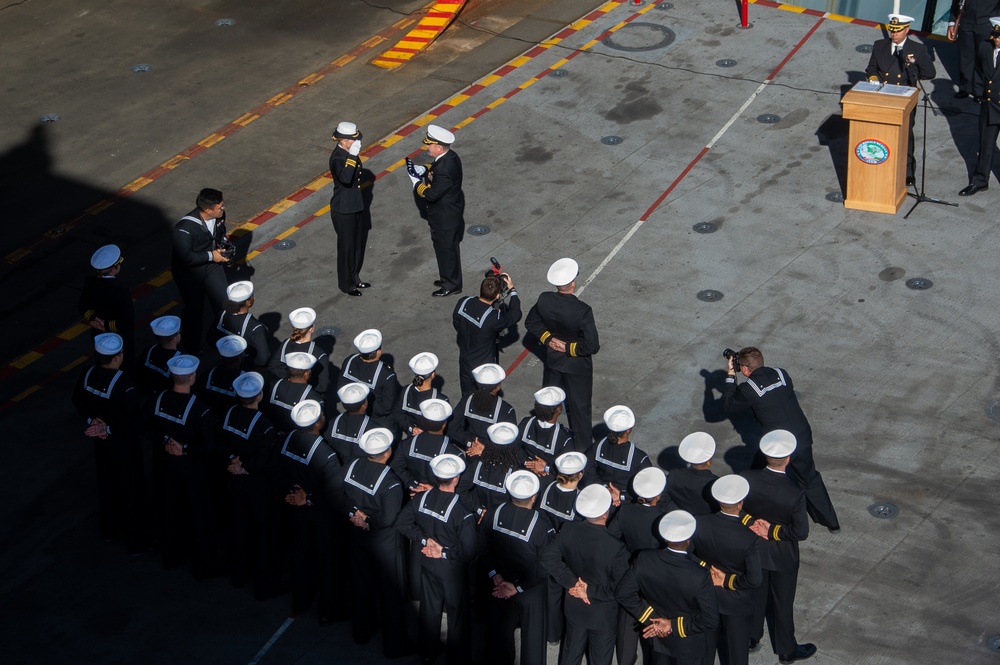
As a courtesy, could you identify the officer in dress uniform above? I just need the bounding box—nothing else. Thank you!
[267,306,334,399]
[609,467,673,665]
[392,398,465,496]
[333,428,410,658]
[406,124,465,297]
[584,406,651,507]
[452,272,521,395]
[667,432,719,516]
[615,510,720,665]
[948,1,1000,100]
[541,485,629,665]
[479,470,555,665]
[274,400,343,621]
[394,352,450,439]
[219,372,281,598]
[723,347,839,532]
[329,121,372,296]
[134,315,181,397]
[740,431,814,664]
[458,422,524,521]
[172,188,232,353]
[338,328,400,419]
[518,386,575,479]
[265,352,323,433]
[71,333,147,551]
[195,335,246,418]
[328,382,391,463]
[78,244,135,367]
[864,14,937,187]
[145,354,221,578]
[692,475,762,665]
[212,281,270,369]
[960,17,1000,196]
[395,454,477,665]
[451,363,517,452]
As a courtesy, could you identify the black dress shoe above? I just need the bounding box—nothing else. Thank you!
[749,638,762,653]
[345,289,363,297]
[432,288,460,297]
[959,184,988,196]
[433,279,443,287]
[828,526,841,534]
[779,643,817,663]
[356,282,372,289]
[906,176,916,187]
[955,91,970,99]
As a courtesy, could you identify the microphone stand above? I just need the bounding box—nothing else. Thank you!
[904,72,958,218]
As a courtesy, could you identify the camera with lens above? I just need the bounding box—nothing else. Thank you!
[722,348,741,372]
[217,236,237,261]
[483,257,511,307]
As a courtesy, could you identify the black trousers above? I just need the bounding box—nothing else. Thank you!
[93,435,146,551]
[906,111,916,179]
[972,107,1000,186]
[419,561,471,665]
[349,527,409,658]
[288,504,338,617]
[546,575,565,642]
[430,224,464,291]
[332,210,368,292]
[787,447,839,529]
[705,612,752,665]
[160,457,217,577]
[485,582,546,665]
[617,606,654,665]
[558,611,617,665]
[957,22,992,94]
[228,477,281,599]
[174,264,228,354]
[543,366,593,443]
[751,567,799,657]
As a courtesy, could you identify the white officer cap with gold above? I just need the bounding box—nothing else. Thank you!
[423,124,455,145]
[291,399,323,428]
[94,333,123,355]
[487,422,518,445]
[284,352,317,371]
[555,451,587,475]
[216,335,247,358]
[430,453,466,480]
[712,474,750,504]
[333,121,361,140]
[419,398,453,422]
[505,470,540,499]
[659,510,697,542]
[472,363,505,386]
[546,258,579,287]
[886,14,914,31]
[603,405,635,432]
[337,382,370,405]
[167,354,199,376]
[226,280,254,303]
[576,485,612,519]
[534,386,566,407]
[354,328,382,354]
[233,372,265,399]
[991,17,1000,34]
[150,315,181,337]
[760,429,797,458]
[409,352,439,376]
[679,432,716,464]
[288,307,316,329]
[360,427,394,456]
[90,244,122,270]
[633,467,667,499]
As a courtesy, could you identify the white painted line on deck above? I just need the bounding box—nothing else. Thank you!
[247,616,295,665]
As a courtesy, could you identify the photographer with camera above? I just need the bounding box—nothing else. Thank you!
[722,347,840,533]
[452,266,521,396]
[172,188,233,354]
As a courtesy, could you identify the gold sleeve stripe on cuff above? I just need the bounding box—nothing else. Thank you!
[568,342,578,356]
[639,606,654,623]
[676,616,686,638]
[727,574,736,591]
[539,331,552,343]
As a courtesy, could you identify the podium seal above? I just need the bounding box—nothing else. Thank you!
[855,139,889,165]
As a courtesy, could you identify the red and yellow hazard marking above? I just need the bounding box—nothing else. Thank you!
[373,0,466,69]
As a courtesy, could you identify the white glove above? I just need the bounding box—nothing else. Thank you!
[408,173,421,186]
[348,140,362,157]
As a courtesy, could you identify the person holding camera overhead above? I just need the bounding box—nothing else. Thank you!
[171,187,232,354]
[452,270,521,396]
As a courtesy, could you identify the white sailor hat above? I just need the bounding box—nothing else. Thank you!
[679,432,716,464]
[505,470,540,499]
[633,467,667,499]
[423,124,455,145]
[233,372,265,399]
[94,332,123,355]
[430,453,466,480]
[419,398,453,422]
[333,121,361,140]
[659,510,697,542]
[546,258,579,287]
[712,474,750,504]
[603,405,635,432]
[576,484,612,519]
[555,451,587,475]
[167,354,199,376]
[534,386,566,407]
[337,381,370,405]
[150,315,181,337]
[409,352,439,376]
[288,307,316,329]
[991,17,1000,33]
[487,422,518,445]
[886,14,914,31]
[284,352,317,371]
[90,244,122,270]
[472,363,505,386]
[291,399,323,428]
[360,427,394,456]
[354,328,382,354]
[216,335,247,358]
[226,281,254,303]
[760,429,797,458]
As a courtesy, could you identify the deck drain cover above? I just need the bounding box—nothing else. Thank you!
[468,225,491,236]
[985,399,1000,424]
[550,69,567,78]
[825,192,844,202]
[602,23,675,52]
[868,502,899,519]
[856,44,873,53]
[716,59,737,68]
[988,636,1000,654]
[693,222,717,234]
[905,277,932,290]
[274,239,296,251]
[40,114,61,123]
[757,114,781,124]
[696,290,724,302]
[131,64,152,73]
[656,2,673,8]
[316,326,341,339]
[215,18,236,27]
[601,135,623,145]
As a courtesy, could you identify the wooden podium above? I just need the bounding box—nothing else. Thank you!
[841,85,918,214]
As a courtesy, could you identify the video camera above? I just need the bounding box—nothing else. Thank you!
[484,257,512,309]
